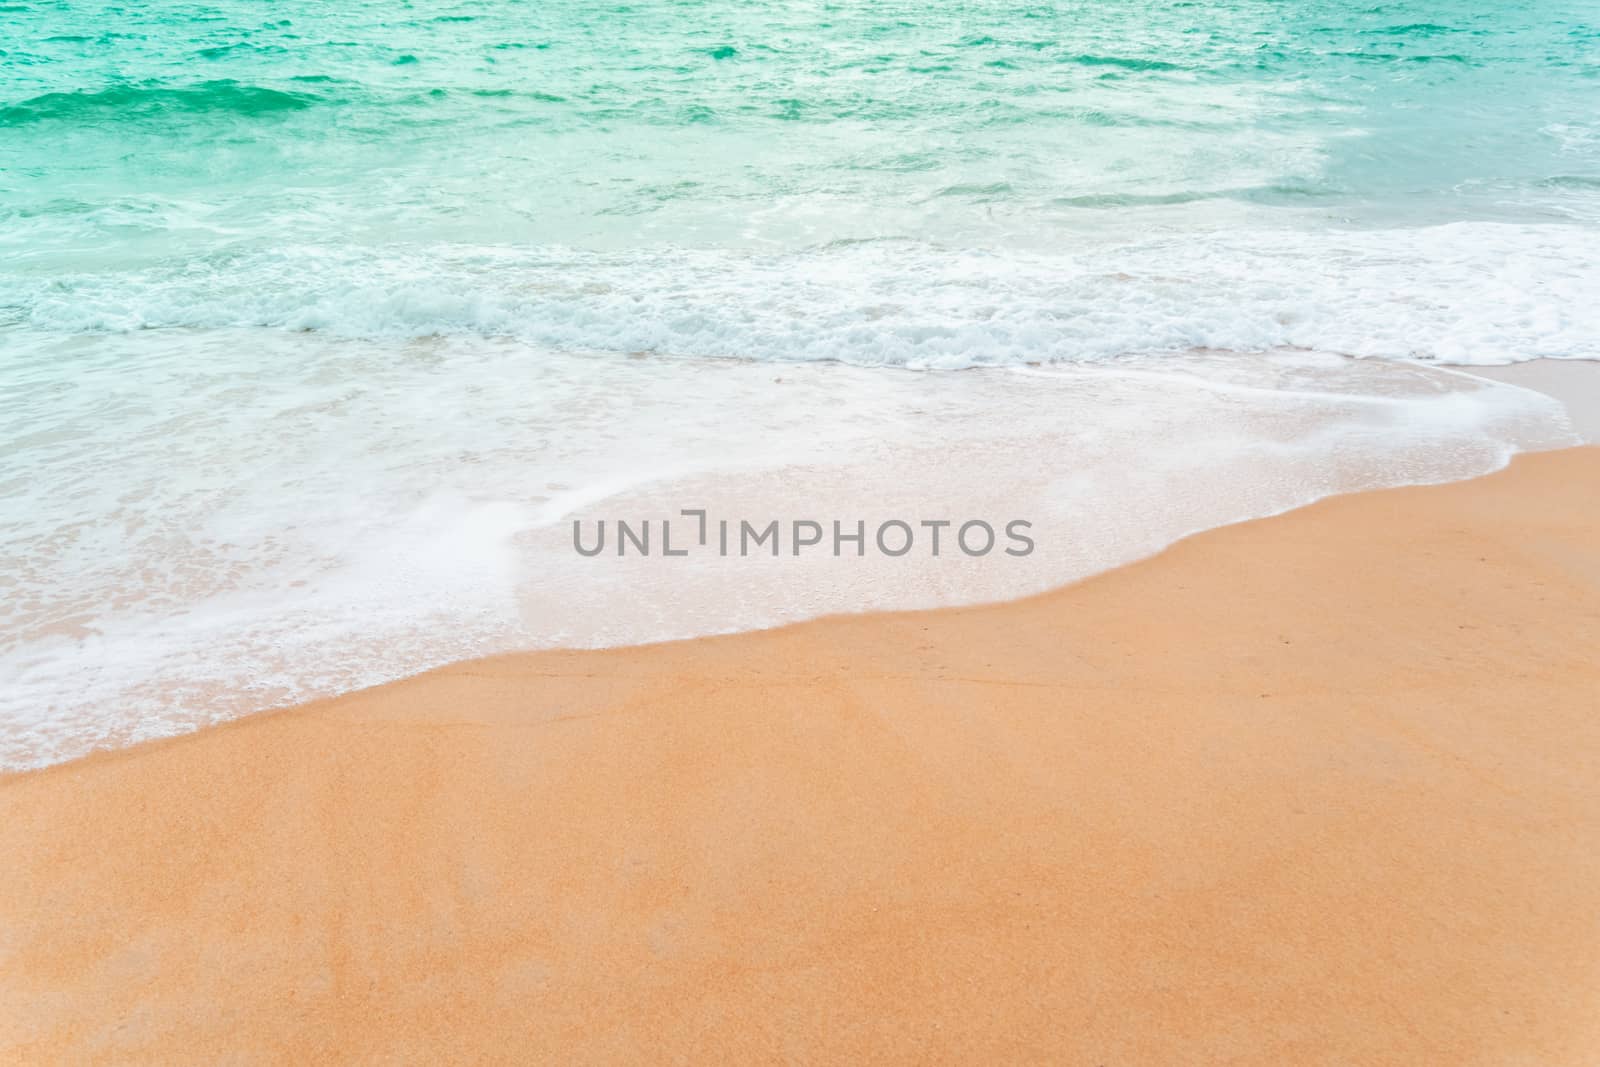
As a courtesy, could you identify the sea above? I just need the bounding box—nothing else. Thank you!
[2,0,1597,766]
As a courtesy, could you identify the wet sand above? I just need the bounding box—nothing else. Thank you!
[1468,358,1600,441]
[3,447,1599,1064]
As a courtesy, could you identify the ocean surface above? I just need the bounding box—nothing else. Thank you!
[2,0,1597,766]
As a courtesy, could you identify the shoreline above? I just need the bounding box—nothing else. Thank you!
[5,447,1600,1063]
[1464,358,1600,442]
[5,347,1583,774]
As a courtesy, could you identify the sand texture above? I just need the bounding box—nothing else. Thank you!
[4,448,1599,1065]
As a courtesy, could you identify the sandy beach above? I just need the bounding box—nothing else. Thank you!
[3,446,1598,1064]
[8,0,1600,1060]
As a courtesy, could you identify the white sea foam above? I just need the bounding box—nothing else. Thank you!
[0,332,1579,769]
[8,222,1599,368]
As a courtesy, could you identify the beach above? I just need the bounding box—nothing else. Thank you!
[6,0,1600,1059]
[5,445,1598,1064]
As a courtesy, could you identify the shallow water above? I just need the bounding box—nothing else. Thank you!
[0,334,1578,768]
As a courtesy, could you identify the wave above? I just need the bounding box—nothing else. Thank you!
[1376,22,1466,36]
[1052,184,1331,208]
[0,325,1576,770]
[1538,174,1600,190]
[0,80,322,127]
[4,223,1597,367]
[1059,54,1183,72]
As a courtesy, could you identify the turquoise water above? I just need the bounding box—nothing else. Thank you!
[0,1,1595,766]
[3,0,1599,358]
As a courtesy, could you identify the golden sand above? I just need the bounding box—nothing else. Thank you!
[4,448,1599,1064]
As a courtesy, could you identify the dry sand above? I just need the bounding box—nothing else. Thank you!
[4,447,1599,1065]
